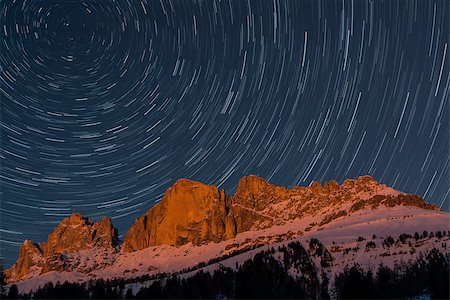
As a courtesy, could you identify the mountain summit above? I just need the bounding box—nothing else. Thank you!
[5,175,441,286]
[123,178,229,251]
[5,213,118,282]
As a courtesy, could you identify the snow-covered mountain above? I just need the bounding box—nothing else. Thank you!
[5,175,449,295]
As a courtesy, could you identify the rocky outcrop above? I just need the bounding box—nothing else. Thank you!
[226,175,289,233]
[232,175,289,210]
[5,213,118,282]
[40,213,118,273]
[4,240,44,282]
[43,213,118,256]
[123,175,287,252]
[350,193,438,212]
[123,179,229,252]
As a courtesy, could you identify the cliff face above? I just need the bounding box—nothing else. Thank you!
[122,175,285,252]
[4,240,44,282]
[5,213,118,282]
[43,213,118,255]
[227,175,289,234]
[122,175,438,252]
[123,179,229,251]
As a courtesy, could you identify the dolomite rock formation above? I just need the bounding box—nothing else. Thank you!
[123,179,229,251]
[123,175,438,252]
[43,213,118,255]
[5,213,118,282]
[4,240,44,282]
[123,175,284,252]
[226,175,290,233]
[7,174,439,283]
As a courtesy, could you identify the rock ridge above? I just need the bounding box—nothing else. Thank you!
[122,175,438,252]
[6,175,438,282]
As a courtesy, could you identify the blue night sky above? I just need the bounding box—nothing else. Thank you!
[1,0,448,266]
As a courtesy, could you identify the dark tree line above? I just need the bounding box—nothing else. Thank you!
[134,243,314,299]
[335,249,449,299]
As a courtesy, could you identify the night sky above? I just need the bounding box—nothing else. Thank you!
[1,0,448,267]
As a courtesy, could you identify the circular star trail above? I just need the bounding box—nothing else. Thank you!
[0,0,448,266]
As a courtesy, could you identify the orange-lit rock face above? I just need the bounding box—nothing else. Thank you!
[123,174,437,253]
[4,240,44,282]
[123,179,229,252]
[228,175,288,233]
[40,213,118,273]
[43,213,117,256]
[5,213,118,282]
[123,175,288,252]
[232,175,289,210]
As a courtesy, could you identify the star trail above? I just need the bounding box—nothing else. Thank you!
[0,0,449,266]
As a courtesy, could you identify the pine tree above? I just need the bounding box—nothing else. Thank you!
[125,287,134,299]
[7,284,18,299]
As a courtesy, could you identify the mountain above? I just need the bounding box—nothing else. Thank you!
[123,175,436,251]
[5,213,118,282]
[123,179,230,251]
[4,175,448,296]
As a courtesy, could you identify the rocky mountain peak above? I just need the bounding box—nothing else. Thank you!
[356,175,378,182]
[165,178,221,206]
[309,181,323,192]
[3,240,44,283]
[67,212,91,224]
[91,217,119,248]
[235,175,270,196]
[310,176,380,195]
[341,175,379,189]
[123,179,228,252]
[44,213,117,255]
[233,175,289,209]
[323,179,340,191]
[5,213,118,283]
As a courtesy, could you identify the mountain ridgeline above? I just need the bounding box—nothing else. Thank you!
[5,175,439,284]
[123,175,436,252]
